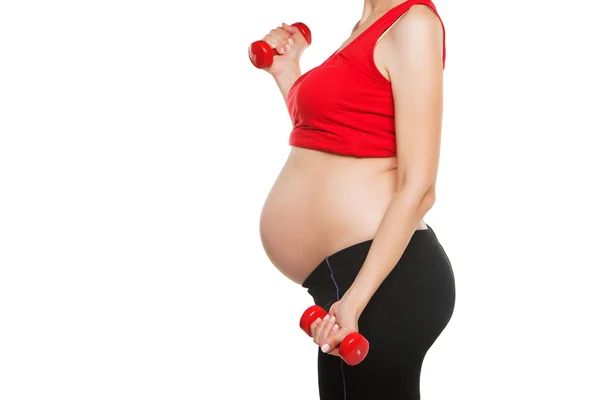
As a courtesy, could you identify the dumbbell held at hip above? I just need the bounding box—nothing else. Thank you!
[248,22,312,69]
[299,305,369,366]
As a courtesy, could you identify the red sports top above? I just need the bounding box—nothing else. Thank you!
[287,0,445,157]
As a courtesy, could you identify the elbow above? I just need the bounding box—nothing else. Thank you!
[421,187,436,212]
[395,182,436,215]
[397,174,436,209]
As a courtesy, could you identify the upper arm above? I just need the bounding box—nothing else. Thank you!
[385,5,444,191]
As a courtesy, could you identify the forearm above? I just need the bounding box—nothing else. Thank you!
[272,61,301,104]
[343,187,436,315]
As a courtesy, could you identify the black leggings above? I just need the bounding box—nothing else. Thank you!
[301,225,456,400]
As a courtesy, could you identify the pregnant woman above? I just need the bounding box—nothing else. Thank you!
[258,0,456,398]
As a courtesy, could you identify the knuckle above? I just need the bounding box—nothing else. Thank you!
[310,321,321,336]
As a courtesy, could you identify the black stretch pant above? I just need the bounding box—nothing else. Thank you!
[302,225,456,400]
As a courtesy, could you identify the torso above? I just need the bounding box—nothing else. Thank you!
[260,2,434,284]
[259,148,427,284]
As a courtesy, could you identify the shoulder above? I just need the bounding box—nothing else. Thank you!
[388,4,443,42]
[380,3,444,66]
[379,4,445,74]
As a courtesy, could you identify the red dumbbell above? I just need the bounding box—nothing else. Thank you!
[248,22,312,69]
[299,305,369,366]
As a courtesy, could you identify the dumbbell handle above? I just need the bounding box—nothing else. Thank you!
[299,305,369,366]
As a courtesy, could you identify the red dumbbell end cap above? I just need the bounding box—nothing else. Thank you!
[291,22,312,45]
[339,332,369,366]
[299,305,328,337]
[248,41,273,69]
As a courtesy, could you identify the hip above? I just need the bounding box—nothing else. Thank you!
[303,226,456,331]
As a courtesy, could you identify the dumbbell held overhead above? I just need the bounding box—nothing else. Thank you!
[299,305,369,366]
[248,22,312,69]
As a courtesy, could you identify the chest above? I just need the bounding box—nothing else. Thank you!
[287,55,394,120]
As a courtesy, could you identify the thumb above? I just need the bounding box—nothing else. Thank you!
[281,22,295,34]
[328,301,341,315]
[282,23,308,46]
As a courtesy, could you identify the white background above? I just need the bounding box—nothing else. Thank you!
[1,0,599,399]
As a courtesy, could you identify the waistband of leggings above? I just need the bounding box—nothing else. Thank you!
[301,224,435,289]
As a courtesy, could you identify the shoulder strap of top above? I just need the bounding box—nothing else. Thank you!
[347,0,446,67]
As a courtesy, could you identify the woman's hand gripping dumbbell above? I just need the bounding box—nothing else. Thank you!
[300,305,369,366]
[248,22,312,73]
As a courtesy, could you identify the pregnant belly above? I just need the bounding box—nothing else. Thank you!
[259,148,399,284]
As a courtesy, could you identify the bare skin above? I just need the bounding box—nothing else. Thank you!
[260,0,434,284]
[259,0,444,355]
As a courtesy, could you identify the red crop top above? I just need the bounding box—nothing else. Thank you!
[287,0,445,158]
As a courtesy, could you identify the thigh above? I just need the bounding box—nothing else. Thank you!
[319,350,423,400]
[337,249,455,398]
[339,309,426,400]
[318,350,346,400]
[315,280,429,400]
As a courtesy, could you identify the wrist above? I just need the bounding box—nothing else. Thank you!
[342,285,369,317]
[272,60,301,80]
[272,61,301,101]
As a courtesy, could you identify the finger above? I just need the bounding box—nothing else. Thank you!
[309,318,322,338]
[273,27,292,54]
[318,316,337,353]
[276,26,292,38]
[262,36,277,50]
[281,22,297,35]
[315,315,332,345]
[332,324,340,334]
[263,29,290,53]
[315,315,336,345]
[314,314,331,345]
[283,24,307,47]
[282,22,298,50]
[321,327,349,354]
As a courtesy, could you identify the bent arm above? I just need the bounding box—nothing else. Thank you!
[343,6,445,315]
[272,62,302,104]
